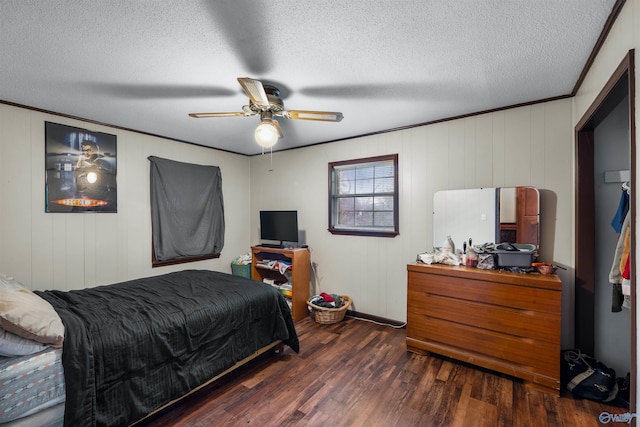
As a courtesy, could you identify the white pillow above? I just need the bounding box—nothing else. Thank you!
[0,287,64,348]
[0,327,47,357]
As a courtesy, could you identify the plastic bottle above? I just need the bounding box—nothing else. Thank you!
[443,235,455,254]
[447,235,456,254]
[462,241,468,265]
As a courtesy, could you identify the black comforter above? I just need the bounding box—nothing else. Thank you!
[37,269,299,427]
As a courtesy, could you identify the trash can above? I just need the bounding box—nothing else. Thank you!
[231,254,252,278]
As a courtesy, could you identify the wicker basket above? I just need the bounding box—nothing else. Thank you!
[306,295,352,324]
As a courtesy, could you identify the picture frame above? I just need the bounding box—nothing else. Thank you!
[45,122,117,213]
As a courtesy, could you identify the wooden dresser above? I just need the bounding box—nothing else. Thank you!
[406,263,562,394]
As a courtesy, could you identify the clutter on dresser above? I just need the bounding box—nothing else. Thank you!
[416,237,477,267]
[533,263,557,274]
[476,253,495,270]
[492,242,536,268]
[416,237,559,274]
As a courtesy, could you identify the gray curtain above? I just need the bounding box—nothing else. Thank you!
[149,156,224,261]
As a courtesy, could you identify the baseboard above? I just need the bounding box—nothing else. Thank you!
[345,309,406,328]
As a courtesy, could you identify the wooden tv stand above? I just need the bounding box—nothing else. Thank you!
[251,246,310,322]
[406,263,562,394]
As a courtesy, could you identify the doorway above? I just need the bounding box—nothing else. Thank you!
[575,49,635,411]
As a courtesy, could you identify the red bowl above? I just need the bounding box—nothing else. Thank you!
[536,265,557,274]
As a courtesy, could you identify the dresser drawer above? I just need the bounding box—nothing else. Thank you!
[409,270,560,314]
[407,313,559,378]
[408,290,560,344]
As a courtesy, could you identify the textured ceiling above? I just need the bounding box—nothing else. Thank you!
[0,0,617,155]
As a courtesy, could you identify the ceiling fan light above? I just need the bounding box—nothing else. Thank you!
[255,122,279,148]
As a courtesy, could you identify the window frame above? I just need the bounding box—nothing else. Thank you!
[328,154,399,237]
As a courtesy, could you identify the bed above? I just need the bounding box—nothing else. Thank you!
[0,269,299,427]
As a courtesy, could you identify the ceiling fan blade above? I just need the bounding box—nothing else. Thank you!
[204,1,272,74]
[238,77,270,107]
[283,110,344,122]
[188,112,246,118]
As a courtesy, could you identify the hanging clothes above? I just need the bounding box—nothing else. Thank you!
[610,187,629,233]
[620,224,632,309]
[609,210,630,312]
[610,180,632,312]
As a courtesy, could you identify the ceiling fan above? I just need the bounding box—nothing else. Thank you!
[189,77,343,148]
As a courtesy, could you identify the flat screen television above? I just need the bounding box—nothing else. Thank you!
[259,210,298,247]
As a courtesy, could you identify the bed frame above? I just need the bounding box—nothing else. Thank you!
[132,340,285,425]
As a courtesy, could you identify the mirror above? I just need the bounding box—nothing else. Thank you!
[433,187,540,251]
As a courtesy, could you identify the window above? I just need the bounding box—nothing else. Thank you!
[328,154,398,237]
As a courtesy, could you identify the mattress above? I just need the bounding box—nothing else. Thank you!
[0,347,66,424]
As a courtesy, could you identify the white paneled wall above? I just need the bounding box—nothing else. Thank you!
[250,99,574,337]
[0,96,581,347]
[0,104,252,291]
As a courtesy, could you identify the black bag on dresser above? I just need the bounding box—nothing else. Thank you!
[561,349,618,402]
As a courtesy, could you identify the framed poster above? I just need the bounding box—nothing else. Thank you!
[45,122,117,212]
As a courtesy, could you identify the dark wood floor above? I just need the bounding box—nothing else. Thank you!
[140,316,627,427]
